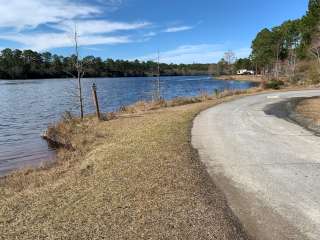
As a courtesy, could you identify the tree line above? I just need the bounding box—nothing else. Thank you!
[2,0,318,81]
[0,48,211,80]
[233,0,320,83]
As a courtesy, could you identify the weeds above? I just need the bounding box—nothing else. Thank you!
[114,88,259,115]
[261,79,285,90]
[1,91,252,240]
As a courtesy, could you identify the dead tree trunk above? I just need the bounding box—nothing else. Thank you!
[275,43,281,80]
[77,71,84,119]
[74,25,84,119]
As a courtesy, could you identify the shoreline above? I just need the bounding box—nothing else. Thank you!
[0,74,210,81]
[215,74,263,83]
[1,84,319,239]
[1,74,261,81]
[0,87,260,178]
[1,89,262,239]
[0,84,315,178]
[0,75,253,177]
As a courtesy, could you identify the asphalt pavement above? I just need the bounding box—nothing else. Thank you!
[192,90,320,240]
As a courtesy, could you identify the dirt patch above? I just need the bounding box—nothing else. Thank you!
[0,95,252,239]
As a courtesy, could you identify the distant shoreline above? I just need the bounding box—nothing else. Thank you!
[215,75,263,83]
[0,75,263,82]
[0,74,210,81]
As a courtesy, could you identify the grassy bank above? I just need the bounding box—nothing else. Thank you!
[295,97,320,124]
[215,75,263,82]
[292,97,320,135]
[0,90,260,239]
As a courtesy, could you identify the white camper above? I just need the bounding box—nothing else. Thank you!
[237,69,255,75]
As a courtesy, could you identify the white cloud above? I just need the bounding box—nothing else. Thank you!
[0,0,151,50]
[164,26,194,33]
[0,33,131,51]
[54,20,151,35]
[0,0,101,30]
[144,31,157,37]
[134,44,251,64]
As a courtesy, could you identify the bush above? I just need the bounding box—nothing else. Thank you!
[290,73,304,84]
[264,79,285,89]
[61,111,75,123]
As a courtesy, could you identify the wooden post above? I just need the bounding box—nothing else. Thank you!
[78,72,84,119]
[92,83,101,120]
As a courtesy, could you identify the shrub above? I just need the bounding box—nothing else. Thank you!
[169,97,201,107]
[290,73,304,84]
[106,112,117,121]
[61,111,75,123]
[264,79,285,89]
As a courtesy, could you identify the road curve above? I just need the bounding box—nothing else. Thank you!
[192,90,320,240]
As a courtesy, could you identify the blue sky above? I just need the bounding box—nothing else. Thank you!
[0,0,308,63]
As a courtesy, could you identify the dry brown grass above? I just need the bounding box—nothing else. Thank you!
[215,75,263,82]
[288,60,320,85]
[3,85,318,239]
[295,97,320,124]
[0,89,258,240]
[115,88,262,115]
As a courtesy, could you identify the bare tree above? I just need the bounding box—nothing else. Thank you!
[274,41,281,80]
[310,31,320,68]
[151,50,161,101]
[287,37,299,82]
[156,50,161,101]
[311,45,320,62]
[224,50,236,74]
[224,50,236,65]
[59,24,86,119]
[73,25,84,119]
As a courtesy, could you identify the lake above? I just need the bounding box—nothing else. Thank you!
[0,76,256,175]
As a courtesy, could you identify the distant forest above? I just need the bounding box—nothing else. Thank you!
[0,48,211,79]
[232,0,320,83]
[2,0,318,81]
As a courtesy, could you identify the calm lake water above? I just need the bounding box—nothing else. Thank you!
[0,76,255,175]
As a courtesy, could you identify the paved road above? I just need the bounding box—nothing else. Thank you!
[192,90,320,240]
